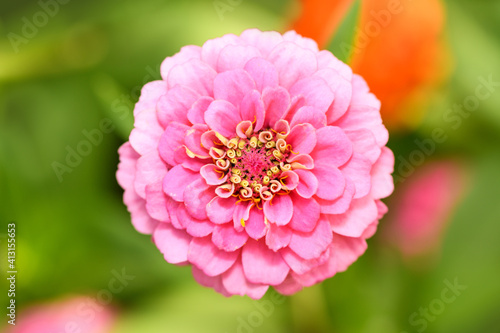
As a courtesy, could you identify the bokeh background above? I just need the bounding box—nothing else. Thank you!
[1,0,500,332]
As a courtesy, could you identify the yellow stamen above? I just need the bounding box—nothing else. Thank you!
[228,137,239,149]
[265,140,276,149]
[227,149,236,158]
[240,218,246,227]
[214,132,229,146]
[262,176,270,185]
[271,166,280,174]
[273,150,283,159]
[249,137,258,148]
[230,175,241,184]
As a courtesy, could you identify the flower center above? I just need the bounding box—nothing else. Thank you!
[209,121,297,206]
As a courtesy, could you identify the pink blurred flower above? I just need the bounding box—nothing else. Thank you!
[5,297,116,333]
[117,29,394,298]
[386,160,467,259]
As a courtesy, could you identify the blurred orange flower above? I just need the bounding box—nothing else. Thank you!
[290,0,449,129]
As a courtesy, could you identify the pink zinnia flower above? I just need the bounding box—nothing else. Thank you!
[5,297,116,333]
[117,29,394,299]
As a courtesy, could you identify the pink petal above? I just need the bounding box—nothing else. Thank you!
[200,164,228,185]
[187,96,213,125]
[117,142,139,189]
[245,208,268,240]
[188,236,239,276]
[201,33,240,70]
[184,125,210,158]
[243,57,279,92]
[316,50,352,81]
[312,164,345,200]
[288,193,321,232]
[217,45,262,72]
[133,80,168,116]
[156,85,198,128]
[294,169,318,199]
[314,68,352,123]
[273,275,303,295]
[280,247,329,275]
[129,107,163,155]
[212,224,249,251]
[123,189,158,234]
[340,153,372,199]
[233,201,253,232]
[158,122,190,166]
[222,260,269,299]
[174,148,206,172]
[185,217,215,238]
[288,215,332,260]
[163,165,199,202]
[289,77,334,113]
[134,151,167,198]
[167,59,216,96]
[290,106,327,129]
[330,233,367,272]
[310,126,353,167]
[287,154,314,170]
[160,45,201,80]
[240,29,284,57]
[283,30,319,52]
[145,181,170,222]
[265,224,292,251]
[165,198,186,229]
[345,129,381,164]
[183,178,215,220]
[280,170,299,191]
[328,197,378,237]
[153,223,191,264]
[267,41,317,89]
[370,147,394,199]
[213,69,256,108]
[240,90,265,132]
[242,239,290,285]
[204,100,241,138]
[192,266,231,297]
[317,179,355,215]
[262,86,290,128]
[206,196,237,224]
[263,194,293,226]
[334,74,388,147]
[286,123,317,155]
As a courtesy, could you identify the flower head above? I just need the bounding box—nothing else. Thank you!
[117,29,394,299]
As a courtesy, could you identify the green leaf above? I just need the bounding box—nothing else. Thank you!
[326,0,362,64]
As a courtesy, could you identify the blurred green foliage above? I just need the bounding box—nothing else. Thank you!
[0,0,500,332]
